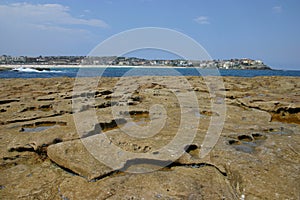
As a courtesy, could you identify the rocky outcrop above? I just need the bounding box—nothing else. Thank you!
[0,76,299,199]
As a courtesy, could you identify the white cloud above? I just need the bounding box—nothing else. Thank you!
[272,6,282,13]
[0,3,108,28]
[0,2,106,55]
[194,16,210,25]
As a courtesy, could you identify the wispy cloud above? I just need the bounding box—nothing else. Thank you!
[272,6,282,14]
[0,3,109,29]
[194,16,210,25]
[0,2,106,55]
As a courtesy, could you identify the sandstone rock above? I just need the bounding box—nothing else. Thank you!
[57,166,237,200]
[47,139,115,181]
[0,76,299,199]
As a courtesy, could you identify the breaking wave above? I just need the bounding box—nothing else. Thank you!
[12,67,62,73]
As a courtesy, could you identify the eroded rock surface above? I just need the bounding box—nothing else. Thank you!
[0,76,299,199]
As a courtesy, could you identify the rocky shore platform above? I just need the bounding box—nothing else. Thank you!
[0,76,299,199]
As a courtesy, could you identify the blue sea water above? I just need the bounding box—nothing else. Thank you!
[0,67,300,78]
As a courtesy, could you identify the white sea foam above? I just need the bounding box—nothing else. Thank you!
[12,67,62,73]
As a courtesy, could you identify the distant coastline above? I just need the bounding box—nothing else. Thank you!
[0,64,272,72]
[0,55,272,70]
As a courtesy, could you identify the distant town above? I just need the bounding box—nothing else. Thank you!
[0,55,271,69]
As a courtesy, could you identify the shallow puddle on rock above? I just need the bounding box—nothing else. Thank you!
[21,125,57,132]
[233,143,255,153]
[267,127,294,135]
[20,122,67,132]
[228,133,267,154]
[195,112,205,118]
[195,110,219,118]
[124,117,149,128]
[120,110,150,128]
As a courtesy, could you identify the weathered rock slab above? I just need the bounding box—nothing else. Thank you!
[47,138,114,181]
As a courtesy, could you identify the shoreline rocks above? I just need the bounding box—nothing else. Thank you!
[0,76,299,199]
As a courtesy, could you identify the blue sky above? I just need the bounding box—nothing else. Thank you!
[0,0,299,69]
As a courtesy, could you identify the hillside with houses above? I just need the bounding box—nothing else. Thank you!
[0,55,271,69]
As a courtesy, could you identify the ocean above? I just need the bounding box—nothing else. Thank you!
[0,67,300,78]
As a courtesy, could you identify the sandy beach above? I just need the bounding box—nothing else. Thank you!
[0,76,299,199]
